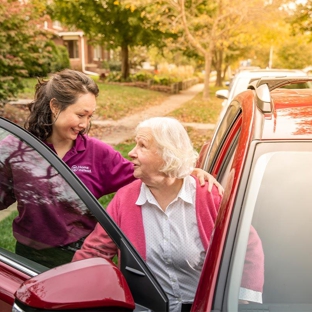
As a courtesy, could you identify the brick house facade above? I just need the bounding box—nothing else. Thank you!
[43,19,110,75]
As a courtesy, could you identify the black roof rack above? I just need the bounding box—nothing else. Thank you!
[247,76,312,113]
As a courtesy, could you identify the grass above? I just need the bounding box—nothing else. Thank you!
[167,86,223,124]
[0,210,18,252]
[16,77,223,123]
[95,84,168,120]
[17,78,168,121]
[98,141,135,208]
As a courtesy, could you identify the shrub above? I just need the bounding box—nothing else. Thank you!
[108,60,122,72]
[106,72,123,82]
[132,71,154,82]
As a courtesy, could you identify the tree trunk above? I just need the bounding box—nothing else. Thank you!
[203,53,213,100]
[121,44,129,80]
[214,50,223,87]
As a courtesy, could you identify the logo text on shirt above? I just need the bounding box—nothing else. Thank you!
[71,165,92,173]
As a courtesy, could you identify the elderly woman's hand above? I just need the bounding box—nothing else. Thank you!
[192,168,224,196]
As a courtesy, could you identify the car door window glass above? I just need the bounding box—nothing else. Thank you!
[205,103,241,172]
[227,149,312,311]
[0,129,94,268]
[0,122,169,312]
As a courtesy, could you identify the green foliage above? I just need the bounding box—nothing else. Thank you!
[289,0,312,37]
[25,40,70,78]
[274,38,312,69]
[152,75,178,85]
[48,0,173,79]
[108,60,122,72]
[0,0,64,103]
[132,71,154,82]
[106,72,124,82]
[107,70,182,86]
[48,43,70,74]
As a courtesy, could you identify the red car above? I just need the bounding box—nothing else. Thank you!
[1,76,312,312]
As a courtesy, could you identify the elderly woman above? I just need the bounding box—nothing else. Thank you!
[73,117,264,310]
[73,117,222,311]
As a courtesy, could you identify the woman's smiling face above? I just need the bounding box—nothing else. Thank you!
[51,93,96,142]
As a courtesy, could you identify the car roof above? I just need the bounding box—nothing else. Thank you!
[235,69,307,78]
[244,88,312,140]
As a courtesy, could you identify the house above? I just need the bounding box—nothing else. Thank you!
[43,18,111,75]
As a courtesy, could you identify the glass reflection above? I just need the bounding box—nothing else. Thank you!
[0,131,95,268]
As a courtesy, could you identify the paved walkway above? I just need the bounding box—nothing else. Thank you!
[93,83,216,145]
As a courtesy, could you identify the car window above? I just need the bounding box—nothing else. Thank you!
[0,128,94,268]
[226,144,312,311]
[0,120,168,311]
[203,101,241,173]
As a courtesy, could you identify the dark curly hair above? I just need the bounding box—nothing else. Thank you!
[24,69,99,141]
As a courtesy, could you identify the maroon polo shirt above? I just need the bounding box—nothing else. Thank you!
[0,134,135,248]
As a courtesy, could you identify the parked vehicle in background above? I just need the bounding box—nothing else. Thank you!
[216,69,311,120]
[1,76,312,312]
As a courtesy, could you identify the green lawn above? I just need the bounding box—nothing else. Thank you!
[167,86,223,124]
[17,78,169,121]
[0,210,18,252]
[17,77,223,124]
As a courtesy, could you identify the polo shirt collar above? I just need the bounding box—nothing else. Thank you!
[136,176,195,206]
[75,134,86,152]
[44,134,86,153]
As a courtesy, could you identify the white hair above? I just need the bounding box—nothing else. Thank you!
[136,117,198,178]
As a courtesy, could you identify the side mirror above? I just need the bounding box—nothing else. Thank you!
[14,258,135,311]
[215,89,229,100]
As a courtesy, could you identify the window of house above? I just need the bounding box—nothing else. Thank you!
[65,40,79,59]
[52,21,62,30]
[93,45,102,61]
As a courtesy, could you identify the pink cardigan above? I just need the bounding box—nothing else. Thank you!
[73,178,263,292]
[74,178,221,261]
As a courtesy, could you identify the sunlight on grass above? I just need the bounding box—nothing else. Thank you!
[168,86,224,124]
[17,78,169,122]
[95,82,168,120]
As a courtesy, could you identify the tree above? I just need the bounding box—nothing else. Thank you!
[0,0,61,105]
[128,0,284,99]
[49,0,170,80]
[289,0,312,35]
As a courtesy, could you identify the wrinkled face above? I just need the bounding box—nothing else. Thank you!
[50,93,96,142]
[128,128,164,182]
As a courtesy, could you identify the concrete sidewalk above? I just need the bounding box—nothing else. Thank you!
[93,83,216,145]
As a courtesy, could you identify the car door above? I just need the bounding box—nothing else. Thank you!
[209,141,312,312]
[0,117,168,312]
[194,92,257,311]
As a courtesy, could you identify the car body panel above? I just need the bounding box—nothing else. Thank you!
[197,80,312,311]
[15,258,135,310]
